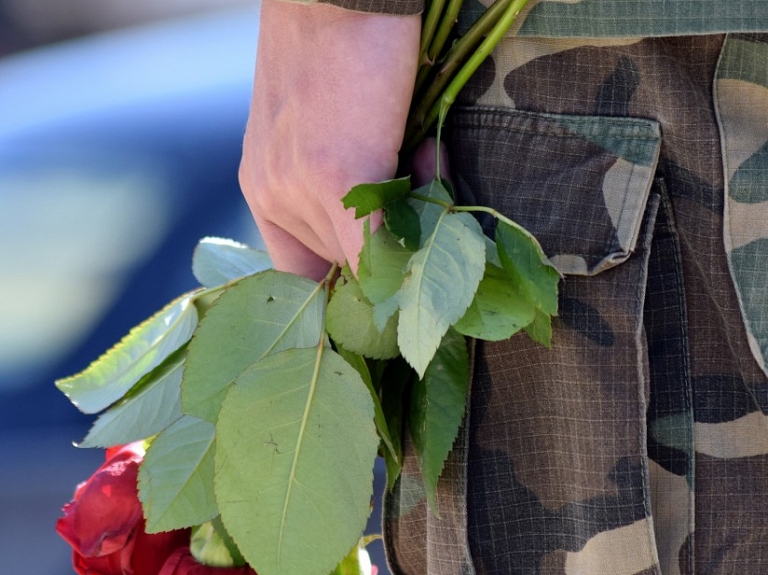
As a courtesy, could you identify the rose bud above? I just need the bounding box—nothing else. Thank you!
[56,443,190,575]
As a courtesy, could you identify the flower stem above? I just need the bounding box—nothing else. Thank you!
[409,191,453,209]
[410,0,513,121]
[406,191,542,245]
[452,204,539,241]
[418,0,448,68]
[403,0,530,151]
[413,0,466,95]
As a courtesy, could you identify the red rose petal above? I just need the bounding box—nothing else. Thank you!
[159,548,258,575]
[131,523,191,575]
[72,457,143,556]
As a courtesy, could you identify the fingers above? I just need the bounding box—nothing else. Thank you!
[254,218,334,282]
[253,198,378,280]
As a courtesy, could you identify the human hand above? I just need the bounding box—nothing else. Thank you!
[239,0,421,280]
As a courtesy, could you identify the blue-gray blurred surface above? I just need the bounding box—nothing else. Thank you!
[0,6,392,574]
[0,7,261,400]
[0,7,257,574]
[0,5,246,575]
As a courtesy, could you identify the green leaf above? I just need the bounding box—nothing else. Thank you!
[496,221,560,316]
[192,289,222,319]
[371,299,400,335]
[439,177,456,201]
[524,308,554,348]
[485,235,502,268]
[342,177,411,218]
[329,539,376,575]
[56,293,198,414]
[378,357,412,490]
[358,221,411,305]
[192,237,272,288]
[408,179,453,247]
[138,415,218,532]
[78,349,185,448]
[397,211,486,377]
[453,263,537,341]
[357,222,412,331]
[182,270,325,422]
[335,347,399,470]
[384,200,421,252]
[327,273,399,360]
[409,329,469,514]
[215,347,379,575]
[191,517,246,568]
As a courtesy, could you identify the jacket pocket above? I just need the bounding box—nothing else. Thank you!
[447,107,662,275]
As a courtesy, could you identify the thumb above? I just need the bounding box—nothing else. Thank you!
[410,138,452,187]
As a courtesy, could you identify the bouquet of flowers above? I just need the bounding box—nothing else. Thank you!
[55,0,557,574]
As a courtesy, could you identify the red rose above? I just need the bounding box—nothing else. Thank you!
[159,548,258,575]
[56,443,190,575]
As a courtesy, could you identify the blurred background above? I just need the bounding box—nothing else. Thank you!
[0,1,390,573]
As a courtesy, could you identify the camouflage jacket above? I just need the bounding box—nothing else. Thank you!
[277,2,768,574]
[384,30,768,575]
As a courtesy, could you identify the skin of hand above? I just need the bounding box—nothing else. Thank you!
[239,0,421,281]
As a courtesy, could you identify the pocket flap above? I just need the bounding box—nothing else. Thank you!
[448,108,662,275]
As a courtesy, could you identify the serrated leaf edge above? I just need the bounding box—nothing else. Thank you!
[138,416,217,533]
[55,292,199,414]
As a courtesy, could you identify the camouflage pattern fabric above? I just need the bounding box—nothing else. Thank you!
[270,0,768,570]
[296,0,768,28]
[383,32,768,575]
[514,0,768,38]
